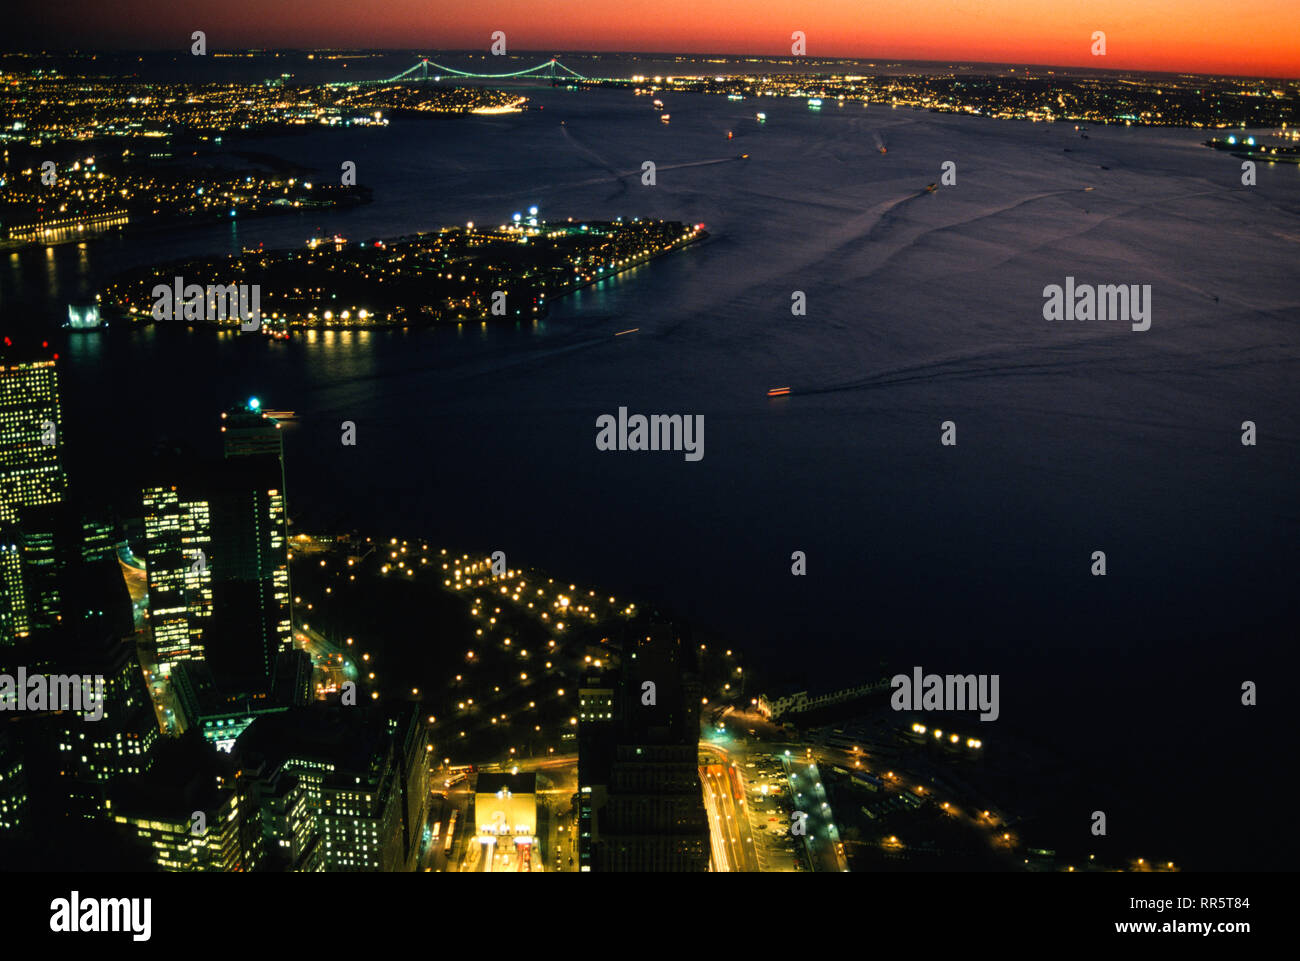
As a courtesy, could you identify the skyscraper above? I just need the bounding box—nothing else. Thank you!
[142,483,213,674]
[577,671,616,871]
[53,631,160,817]
[0,532,27,645]
[0,341,66,526]
[0,499,158,827]
[221,399,289,508]
[143,460,292,693]
[10,501,122,642]
[142,400,291,693]
[214,399,293,693]
[580,620,710,871]
[204,454,292,693]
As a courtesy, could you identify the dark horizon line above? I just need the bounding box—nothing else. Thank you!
[1,47,1296,83]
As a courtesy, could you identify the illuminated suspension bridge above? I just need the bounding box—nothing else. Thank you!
[338,57,591,86]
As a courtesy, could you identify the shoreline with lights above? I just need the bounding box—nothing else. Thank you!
[95,212,708,330]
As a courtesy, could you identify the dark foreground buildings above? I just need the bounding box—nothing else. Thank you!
[231,704,430,872]
[0,370,326,869]
[578,618,709,871]
[86,703,429,872]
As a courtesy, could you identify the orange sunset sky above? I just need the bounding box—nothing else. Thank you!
[9,0,1299,78]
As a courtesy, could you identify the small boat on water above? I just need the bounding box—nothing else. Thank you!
[925,183,937,192]
[755,112,766,122]
[767,387,791,397]
[660,113,670,123]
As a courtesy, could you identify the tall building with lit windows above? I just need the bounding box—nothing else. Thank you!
[219,398,292,684]
[234,707,419,872]
[107,778,246,871]
[0,728,30,834]
[0,509,158,824]
[0,531,28,645]
[142,484,213,674]
[10,501,122,642]
[143,428,290,694]
[205,454,292,694]
[244,761,322,872]
[0,343,66,526]
[55,632,160,818]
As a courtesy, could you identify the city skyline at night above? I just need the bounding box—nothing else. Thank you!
[0,0,1293,947]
